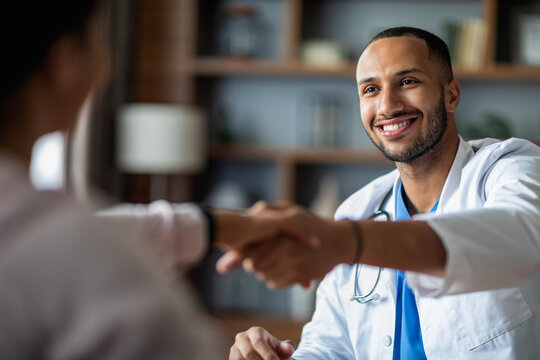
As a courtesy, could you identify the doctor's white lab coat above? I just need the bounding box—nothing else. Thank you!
[293,137,540,360]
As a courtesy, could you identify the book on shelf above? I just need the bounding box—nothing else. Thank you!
[445,18,487,70]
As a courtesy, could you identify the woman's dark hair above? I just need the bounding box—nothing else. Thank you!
[366,27,454,84]
[1,1,102,101]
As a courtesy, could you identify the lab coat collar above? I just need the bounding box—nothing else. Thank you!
[436,136,476,214]
[385,136,473,219]
[335,136,472,221]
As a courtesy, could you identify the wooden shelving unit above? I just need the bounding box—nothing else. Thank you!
[134,0,540,131]
[178,0,540,205]
[134,0,540,100]
[180,0,540,82]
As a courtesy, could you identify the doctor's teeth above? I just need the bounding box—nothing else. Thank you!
[383,120,410,131]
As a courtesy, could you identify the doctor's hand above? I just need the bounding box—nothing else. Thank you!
[217,203,356,289]
[229,326,295,360]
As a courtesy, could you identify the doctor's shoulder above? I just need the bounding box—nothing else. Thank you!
[464,138,540,178]
[468,137,540,160]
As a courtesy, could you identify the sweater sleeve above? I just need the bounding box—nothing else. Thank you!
[97,201,209,270]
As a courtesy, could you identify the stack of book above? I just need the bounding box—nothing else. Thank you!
[445,18,487,70]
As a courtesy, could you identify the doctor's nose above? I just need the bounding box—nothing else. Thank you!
[377,88,405,117]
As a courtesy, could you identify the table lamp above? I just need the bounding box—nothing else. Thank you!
[116,103,206,201]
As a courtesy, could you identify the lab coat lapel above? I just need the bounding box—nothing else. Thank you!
[437,137,476,214]
[334,170,398,221]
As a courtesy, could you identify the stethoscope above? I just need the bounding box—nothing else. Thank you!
[350,190,393,304]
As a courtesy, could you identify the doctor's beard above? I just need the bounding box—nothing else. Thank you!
[366,93,448,163]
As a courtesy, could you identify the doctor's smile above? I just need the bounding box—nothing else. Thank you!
[373,113,420,139]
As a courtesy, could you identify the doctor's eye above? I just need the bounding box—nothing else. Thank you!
[401,78,418,86]
[363,86,378,95]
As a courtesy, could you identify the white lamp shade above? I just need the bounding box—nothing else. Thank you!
[117,104,206,174]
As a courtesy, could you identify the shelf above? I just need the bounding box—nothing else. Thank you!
[190,58,357,77]
[208,144,393,201]
[208,144,392,165]
[189,58,540,81]
[455,64,540,81]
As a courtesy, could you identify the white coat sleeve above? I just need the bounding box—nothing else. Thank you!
[293,268,355,359]
[410,149,540,296]
[97,201,208,271]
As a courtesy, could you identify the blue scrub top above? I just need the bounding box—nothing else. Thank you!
[393,183,439,360]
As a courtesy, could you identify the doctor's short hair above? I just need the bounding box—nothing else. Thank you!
[0,0,104,103]
[366,27,454,85]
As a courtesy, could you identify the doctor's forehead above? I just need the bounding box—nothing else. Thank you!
[356,36,433,81]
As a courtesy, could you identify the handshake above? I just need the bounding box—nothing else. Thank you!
[215,201,363,360]
[214,201,359,289]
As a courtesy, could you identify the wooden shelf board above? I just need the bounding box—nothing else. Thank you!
[190,58,540,81]
[209,144,392,165]
[191,58,357,77]
[455,64,540,81]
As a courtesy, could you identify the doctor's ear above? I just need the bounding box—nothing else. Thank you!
[444,79,460,113]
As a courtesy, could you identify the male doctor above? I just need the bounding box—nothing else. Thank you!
[224,27,540,359]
